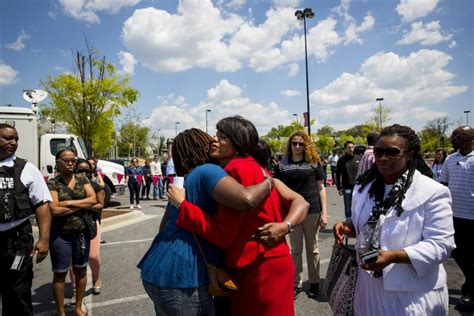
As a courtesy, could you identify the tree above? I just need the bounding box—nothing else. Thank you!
[372,102,391,131]
[419,116,451,152]
[117,122,150,158]
[262,121,304,153]
[42,45,138,157]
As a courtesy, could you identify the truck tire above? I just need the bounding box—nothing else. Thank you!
[104,183,112,208]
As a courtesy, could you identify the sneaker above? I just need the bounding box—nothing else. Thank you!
[136,204,142,209]
[456,295,474,312]
[307,283,319,299]
[294,287,303,299]
[130,205,134,210]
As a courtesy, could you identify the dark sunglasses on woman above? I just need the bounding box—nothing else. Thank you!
[374,146,405,159]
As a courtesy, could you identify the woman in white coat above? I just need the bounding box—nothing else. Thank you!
[334,124,455,315]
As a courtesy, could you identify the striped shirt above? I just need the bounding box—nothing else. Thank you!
[438,150,474,220]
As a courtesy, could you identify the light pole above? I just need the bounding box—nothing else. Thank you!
[376,97,384,130]
[295,8,314,135]
[293,113,298,123]
[175,122,180,136]
[464,110,471,125]
[206,109,211,133]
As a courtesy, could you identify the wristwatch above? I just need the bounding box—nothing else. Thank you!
[284,220,294,233]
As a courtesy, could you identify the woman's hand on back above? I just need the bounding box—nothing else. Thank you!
[166,184,186,208]
[255,222,288,246]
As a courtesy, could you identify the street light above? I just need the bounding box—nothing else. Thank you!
[464,110,471,125]
[376,97,384,130]
[293,113,298,123]
[175,122,180,136]
[206,109,211,133]
[295,8,314,135]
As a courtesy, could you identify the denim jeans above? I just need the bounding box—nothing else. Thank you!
[343,188,353,219]
[152,178,164,199]
[143,281,215,316]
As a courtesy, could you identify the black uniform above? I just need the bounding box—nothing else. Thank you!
[0,158,39,316]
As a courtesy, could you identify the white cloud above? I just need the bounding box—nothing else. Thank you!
[334,0,375,45]
[118,51,137,75]
[396,0,438,23]
[142,80,291,137]
[287,63,299,76]
[225,0,246,9]
[207,80,242,101]
[0,63,18,86]
[59,0,141,23]
[272,0,300,7]
[448,40,457,48]
[6,30,30,51]
[122,1,346,73]
[281,89,301,97]
[122,2,244,73]
[397,21,452,46]
[311,49,468,128]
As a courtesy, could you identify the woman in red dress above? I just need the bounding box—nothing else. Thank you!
[173,116,297,315]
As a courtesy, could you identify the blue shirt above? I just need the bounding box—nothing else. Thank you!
[138,163,227,288]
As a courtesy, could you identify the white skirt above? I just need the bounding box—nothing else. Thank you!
[354,268,448,316]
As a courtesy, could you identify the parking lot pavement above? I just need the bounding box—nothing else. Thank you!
[1,186,466,315]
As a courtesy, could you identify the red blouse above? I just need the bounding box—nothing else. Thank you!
[176,156,290,268]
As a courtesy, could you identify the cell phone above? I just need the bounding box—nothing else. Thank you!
[361,250,379,264]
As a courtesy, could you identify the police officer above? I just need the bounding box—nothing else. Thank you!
[0,123,52,316]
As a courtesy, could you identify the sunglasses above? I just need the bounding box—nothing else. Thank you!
[76,169,92,174]
[374,147,405,159]
[57,158,77,164]
[291,141,305,147]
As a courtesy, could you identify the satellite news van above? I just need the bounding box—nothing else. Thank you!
[0,106,125,204]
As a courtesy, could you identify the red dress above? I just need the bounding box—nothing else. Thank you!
[176,156,294,316]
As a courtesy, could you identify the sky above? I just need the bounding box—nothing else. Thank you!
[0,0,473,139]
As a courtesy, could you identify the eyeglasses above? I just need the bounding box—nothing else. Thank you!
[374,147,405,159]
[57,158,77,164]
[76,169,91,174]
[291,141,305,147]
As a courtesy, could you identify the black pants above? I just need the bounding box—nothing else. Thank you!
[453,217,474,297]
[128,180,141,205]
[141,177,152,198]
[0,222,34,316]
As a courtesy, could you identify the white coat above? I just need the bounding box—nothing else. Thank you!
[352,170,456,292]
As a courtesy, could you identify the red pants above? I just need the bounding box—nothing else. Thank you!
[232,254,294,316]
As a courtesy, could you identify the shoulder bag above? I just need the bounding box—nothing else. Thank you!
[324,242,358,315]
[192,234,238,297]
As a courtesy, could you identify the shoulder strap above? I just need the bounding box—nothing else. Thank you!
[13,158,27,182]
[192,233,209,265]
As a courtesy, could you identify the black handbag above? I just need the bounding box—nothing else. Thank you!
[324,242,358,315]
[82,211,97,239]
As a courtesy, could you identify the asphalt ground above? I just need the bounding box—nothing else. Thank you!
[1,185,470,315]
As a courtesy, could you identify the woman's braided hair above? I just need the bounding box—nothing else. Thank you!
[356,124,433,209]
[172,128,215,176]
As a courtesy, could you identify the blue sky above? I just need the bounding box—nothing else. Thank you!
[1,0,472,138]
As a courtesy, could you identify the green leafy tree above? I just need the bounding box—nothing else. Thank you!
[117,122,150,158]
[262,121,305,153]
[418,116,451,152]
[42,47,138,157]
[372,103,391,131]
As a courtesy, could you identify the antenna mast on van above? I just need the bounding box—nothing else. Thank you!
[22,89,48,114]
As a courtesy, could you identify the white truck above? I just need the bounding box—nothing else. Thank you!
[0,106,125,205]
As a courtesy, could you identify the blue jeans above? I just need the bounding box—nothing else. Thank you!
[343,188,353,219]
[143,281,214,316]
[152,178,164,199]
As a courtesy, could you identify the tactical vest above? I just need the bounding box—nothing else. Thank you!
[0,158,33,223]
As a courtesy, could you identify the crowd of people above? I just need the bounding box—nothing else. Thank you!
[0,118,473,315]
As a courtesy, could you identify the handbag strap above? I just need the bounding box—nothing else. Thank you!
[192,233,210,266]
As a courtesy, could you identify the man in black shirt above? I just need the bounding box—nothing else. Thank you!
[335,140,361,219]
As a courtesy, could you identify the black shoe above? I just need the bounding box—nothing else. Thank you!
[456,295,474,312]
[307,283,319,299]
[294,287,303,299]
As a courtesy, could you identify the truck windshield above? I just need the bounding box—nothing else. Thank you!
[78,138,90,158]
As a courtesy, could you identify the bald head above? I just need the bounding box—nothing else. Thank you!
[451,125,473,155]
